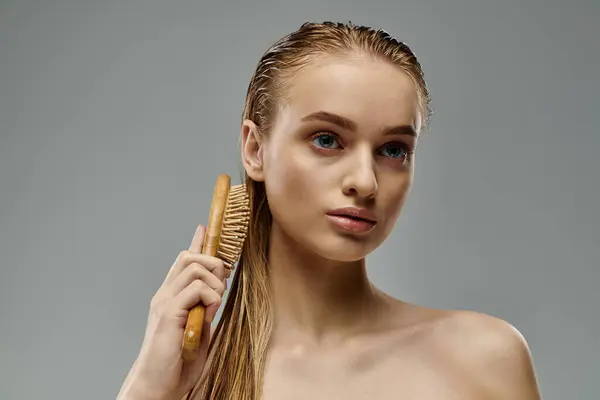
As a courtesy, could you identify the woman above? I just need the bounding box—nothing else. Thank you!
[117,22,541,400]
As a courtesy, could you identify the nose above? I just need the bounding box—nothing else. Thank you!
[342,149,378,200]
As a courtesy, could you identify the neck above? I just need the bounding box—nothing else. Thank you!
[267,222,388,346]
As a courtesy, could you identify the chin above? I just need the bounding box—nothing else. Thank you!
[306,231,382,263]
[271,216,387,263]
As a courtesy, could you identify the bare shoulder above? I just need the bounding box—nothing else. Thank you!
[432,308,527,348]
[424,308,542,399]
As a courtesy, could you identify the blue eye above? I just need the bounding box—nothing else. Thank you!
[380,143,409,159]
[311,133,341,149]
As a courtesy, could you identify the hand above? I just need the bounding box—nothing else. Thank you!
[117,224,226,400]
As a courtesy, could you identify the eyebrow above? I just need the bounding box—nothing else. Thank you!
[300,110,418,138]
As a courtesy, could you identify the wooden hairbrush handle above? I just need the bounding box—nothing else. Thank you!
[182,174,231,362]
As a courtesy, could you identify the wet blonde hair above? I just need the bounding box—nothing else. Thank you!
[194,21,431,400]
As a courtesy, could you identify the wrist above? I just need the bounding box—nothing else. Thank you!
[117,374,170,400]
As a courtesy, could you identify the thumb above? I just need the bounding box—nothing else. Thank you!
[188,224,206,254]
[204,301,221,325]
[181,320,212,389]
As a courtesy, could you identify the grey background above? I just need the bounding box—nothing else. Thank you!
[1,0,598,399]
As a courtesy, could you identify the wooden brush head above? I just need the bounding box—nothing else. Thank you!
[216,182,250,276]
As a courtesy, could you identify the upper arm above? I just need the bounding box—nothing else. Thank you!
[452,312,542,399]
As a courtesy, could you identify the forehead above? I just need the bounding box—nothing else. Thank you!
[279,55,421,131]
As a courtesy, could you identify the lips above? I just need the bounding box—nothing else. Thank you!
[325,207,378,235]
[326,207,377,223]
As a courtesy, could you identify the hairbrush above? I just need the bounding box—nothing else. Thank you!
[181,174,250,361]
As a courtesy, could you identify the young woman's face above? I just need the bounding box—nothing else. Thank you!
[246,55,422,262]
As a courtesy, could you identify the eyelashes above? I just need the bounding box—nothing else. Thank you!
[309,131,414,162]
[311,132,342,150]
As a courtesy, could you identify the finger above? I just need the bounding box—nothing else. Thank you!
[188,224,206,254]
[180,253,226,281]
[174,280,222,322]
[190,255,226,282]
[181,320,212,372]
[163,251,187,286]
[168,262,225,298]
[162,225,205,286]
[163,251,225,288]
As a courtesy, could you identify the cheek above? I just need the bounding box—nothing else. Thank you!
[263,144,319,220]
[380,171,414,229]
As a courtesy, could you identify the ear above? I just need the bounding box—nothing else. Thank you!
[241,119,265,182]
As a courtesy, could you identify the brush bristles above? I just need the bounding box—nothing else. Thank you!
[217,184,250,276]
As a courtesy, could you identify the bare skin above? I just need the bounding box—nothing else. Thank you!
[241,55,542,399]
[118,54,541,399]
[262,300,540,399]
